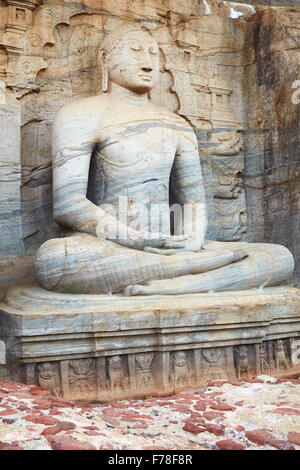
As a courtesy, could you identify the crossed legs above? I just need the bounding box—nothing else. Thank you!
[34,234,294,295]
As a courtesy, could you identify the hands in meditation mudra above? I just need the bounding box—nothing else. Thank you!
[34,27,294,295]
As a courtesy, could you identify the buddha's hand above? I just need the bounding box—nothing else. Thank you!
[143,234,205,255]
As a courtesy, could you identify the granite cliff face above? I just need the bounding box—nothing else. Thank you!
[242,7,300,283]
[0,0,299,294]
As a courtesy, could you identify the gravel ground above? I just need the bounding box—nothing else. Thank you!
[0,376,300,450]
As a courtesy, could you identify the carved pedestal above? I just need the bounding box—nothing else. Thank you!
[1,285,300,401]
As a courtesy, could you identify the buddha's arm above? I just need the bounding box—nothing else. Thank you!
[52,105,137,240]
[171,126,208,248]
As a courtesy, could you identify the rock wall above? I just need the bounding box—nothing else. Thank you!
[0,0,299,293]
[242,7,300,282]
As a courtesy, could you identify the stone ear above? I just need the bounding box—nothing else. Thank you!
[99,49,109,93]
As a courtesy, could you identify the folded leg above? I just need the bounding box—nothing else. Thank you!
[35,234,246,294]
[124,242,294,296]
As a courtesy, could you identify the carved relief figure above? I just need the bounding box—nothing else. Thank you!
[38,362,60,397]
[258,344,270,375]
[201,348,224,380]
[291,338,300,366]
[204,129,246,241]
[69,359,95,398]
[206,131,243,158]
[174,351,190,387]
[108,355,128,392]
[274,340,289,370]
[135,353,155,389]
[34,26,294,296]
[235,346,250,380]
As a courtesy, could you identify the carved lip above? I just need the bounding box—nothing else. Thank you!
[139,74,152,81]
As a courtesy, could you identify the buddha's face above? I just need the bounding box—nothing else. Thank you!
[103,31,160,94]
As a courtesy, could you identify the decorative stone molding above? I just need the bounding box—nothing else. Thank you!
[1,286,299,400]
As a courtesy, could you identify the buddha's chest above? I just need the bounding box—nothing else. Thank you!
[95,121,178,175]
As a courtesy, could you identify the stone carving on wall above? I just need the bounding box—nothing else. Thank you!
[37,361,60,397]
[69,359,96,399]
[255,340,293,375]
[108,355,129,393]
[135,352,155,389]
[205,129,246,241]
[234,345,250,380]
[291,338,300,366]
[173,351,190,388]
[258,343,271,375]
[19,332,300,401]
[274,339,289,371]
[201,347,224,381]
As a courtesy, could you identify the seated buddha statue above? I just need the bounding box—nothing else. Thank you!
[34,27,294,296]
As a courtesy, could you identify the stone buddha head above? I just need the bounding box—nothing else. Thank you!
[99,26,160,94]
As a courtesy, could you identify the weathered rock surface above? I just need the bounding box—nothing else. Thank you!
[1,286,300,401]
[0,377,299,450]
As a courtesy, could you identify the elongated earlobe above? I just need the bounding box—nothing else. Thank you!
[102,67,108,93]
[99,50,109,93]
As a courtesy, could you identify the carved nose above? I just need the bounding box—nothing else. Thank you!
[141,66,153,72]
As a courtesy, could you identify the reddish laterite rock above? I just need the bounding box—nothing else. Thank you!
[205,392,224,398]
[206,380,227,388]
[84,430,102,436]
[235,425,245,432]
[269,408,300,416]
[204,423,225,436]
[228,381,244,387]
[182,422,206,435]
[102,416,119,426]
[29,388,51,397]
[41,421,76,436]
[216,439,245,450]
[102,408,121,417]
[287,432,300,446]
[24,414,59,426]
[172,405,192,414]
[2,418,15,424]
[48,399,76,408]
[129,423,149,429]
[17,405,30,412]
[210,403,236,412]
[194,400,216,411]
[268,440,295,450]
[47,435,97,451]
[0,442,23,451]
[0,409,18,416]
[245,430,273,446]
[203,411,225,421]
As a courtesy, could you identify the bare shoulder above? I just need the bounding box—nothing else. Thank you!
[53,95,109,151]
[166,111,198,148]
[56,94,107,122]
[154,104,195,134]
